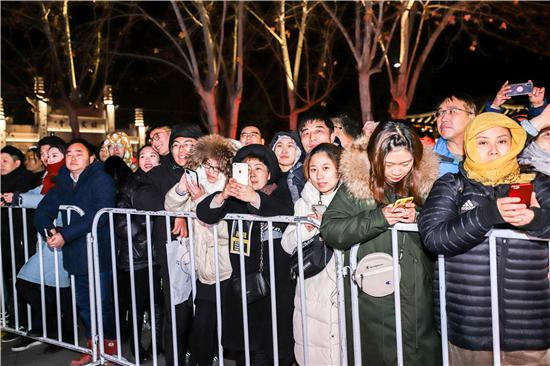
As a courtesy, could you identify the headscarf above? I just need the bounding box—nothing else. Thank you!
[268,131,304,167]
[102,132,137,171]
[463,112,535,186]
[518,139,550,176]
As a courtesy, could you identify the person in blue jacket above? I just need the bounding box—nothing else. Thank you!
[433,92,550,177]
[484,79,547,119]
[33,138,118,366]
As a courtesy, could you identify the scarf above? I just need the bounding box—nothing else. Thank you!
[518,141,550,176]
[103,132,138,172]
[41,159,65,194]
[463,112,535,186]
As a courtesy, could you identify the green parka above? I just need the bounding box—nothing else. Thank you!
[320,135,442,366]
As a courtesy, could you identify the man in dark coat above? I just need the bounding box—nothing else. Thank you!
[33,139,118,365]
[134,123,203,366]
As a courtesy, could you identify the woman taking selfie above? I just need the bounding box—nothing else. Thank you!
[419,113,550,365]
[196,144,295,366]
[320,120,442,365]
[281,143,342,365]
[164,134,237,366]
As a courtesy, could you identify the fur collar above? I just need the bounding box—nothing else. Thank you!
[186,134,237,179]
[339,135,440,204]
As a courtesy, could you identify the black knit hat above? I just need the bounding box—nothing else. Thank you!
[169,123,204,153]
[1,146,25,163]
[233,144,279,185]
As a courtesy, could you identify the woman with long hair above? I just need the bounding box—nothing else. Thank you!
[320,120,442,365]
[281,143,342,365]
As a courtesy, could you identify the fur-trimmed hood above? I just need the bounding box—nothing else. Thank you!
[185,134,238,178]
[339,135,440,204]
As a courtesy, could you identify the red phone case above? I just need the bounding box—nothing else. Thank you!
[509,183,533,207]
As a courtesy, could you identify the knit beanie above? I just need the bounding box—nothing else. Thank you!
[169,124,205,153]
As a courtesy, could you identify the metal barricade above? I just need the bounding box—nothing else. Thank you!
[90,208,325,366]
[338,224,550,366]
[0,205,93,357]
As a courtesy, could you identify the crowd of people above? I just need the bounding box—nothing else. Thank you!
[1,82,550,366]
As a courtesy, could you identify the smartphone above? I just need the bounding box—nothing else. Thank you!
[505,82,534,97]
[232,163,249,185]
[393,197,414,211]
[509,183,533,207]
[185,168,199,187]
[44,228,53,239]
[312,204,327,215]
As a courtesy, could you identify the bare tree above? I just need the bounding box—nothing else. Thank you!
[1,1,130,138]
[121,1,245,137]
[322,1,400,123]
[249,1,340,130]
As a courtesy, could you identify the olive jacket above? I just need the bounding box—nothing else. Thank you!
[319,135,442,366]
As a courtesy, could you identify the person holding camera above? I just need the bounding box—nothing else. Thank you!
[320,120,442,365]
[196,144,295,366]
[418,112,550,366]
[281,143,342,365]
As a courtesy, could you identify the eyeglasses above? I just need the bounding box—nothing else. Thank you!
[203,163,220,174]
[240,132,261,139]
[434,108,474,118]
[148,131,166,143]
[172,142,194,150]
[109,143,124,148]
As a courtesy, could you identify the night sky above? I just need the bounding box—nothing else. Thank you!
[3,2,549,142]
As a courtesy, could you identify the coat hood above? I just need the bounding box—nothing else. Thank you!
[339,135,440,204]
[185,134,238,179]
[268,130,305,166]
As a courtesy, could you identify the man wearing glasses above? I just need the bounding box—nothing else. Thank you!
[134,123,203,366]
[238,124,265,146]
[434,93,550,177]
[146,123,172,157]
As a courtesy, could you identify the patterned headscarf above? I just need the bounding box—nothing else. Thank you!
[103,132,138,171]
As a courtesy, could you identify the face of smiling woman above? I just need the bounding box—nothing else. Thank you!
[139,146,160,173]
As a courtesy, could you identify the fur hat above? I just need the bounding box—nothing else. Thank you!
[185,134,237,178]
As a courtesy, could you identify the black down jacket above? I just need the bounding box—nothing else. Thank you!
[418,166,550,352]
[115,168,155,270]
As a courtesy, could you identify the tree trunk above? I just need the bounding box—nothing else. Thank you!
[228,91,242,139]
[66,104,81,139]
[358,70,373,123]
[288,90,298,131]
[198,89,219,134]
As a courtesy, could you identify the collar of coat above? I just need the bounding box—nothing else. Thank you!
[339,135,440,204]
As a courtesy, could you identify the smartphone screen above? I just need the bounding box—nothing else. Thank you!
[509,183,532,207]
[232,163,249,185]
[185,168,199,186]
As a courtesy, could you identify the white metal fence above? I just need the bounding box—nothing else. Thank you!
[2,207,549,366]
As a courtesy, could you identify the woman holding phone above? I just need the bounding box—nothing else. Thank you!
[418,113,550,365]
[164,134,237,366]
[196,144,295,366]
[281,143,342,365]
[320,120,442,365]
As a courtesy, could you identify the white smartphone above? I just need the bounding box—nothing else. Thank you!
[185,168,199,187]
[232,163,249,185]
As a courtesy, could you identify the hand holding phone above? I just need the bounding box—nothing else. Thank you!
[44,228,53,239]
[232,163,249,186]
[509,183,533,207]
[392,197,414,212]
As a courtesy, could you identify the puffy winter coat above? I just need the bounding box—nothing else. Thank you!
[34,162,116,275]
[418,166,550,352]
[165,165,232,285]
[281,180,340,366]
[115,168,155,271]
[320,136,442,366]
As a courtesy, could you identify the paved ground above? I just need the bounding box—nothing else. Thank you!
[2,330,236,366]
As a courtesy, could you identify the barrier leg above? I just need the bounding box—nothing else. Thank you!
[349,245,362,365]
[334,250,348,365]
[391,229,404,366]
[213,224,224,366]
[489,236,501,366]
[438,255,449,366]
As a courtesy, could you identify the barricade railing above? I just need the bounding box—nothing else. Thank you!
[0,205,94,357]
[91,208,328,366]
[339,223,550,366]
